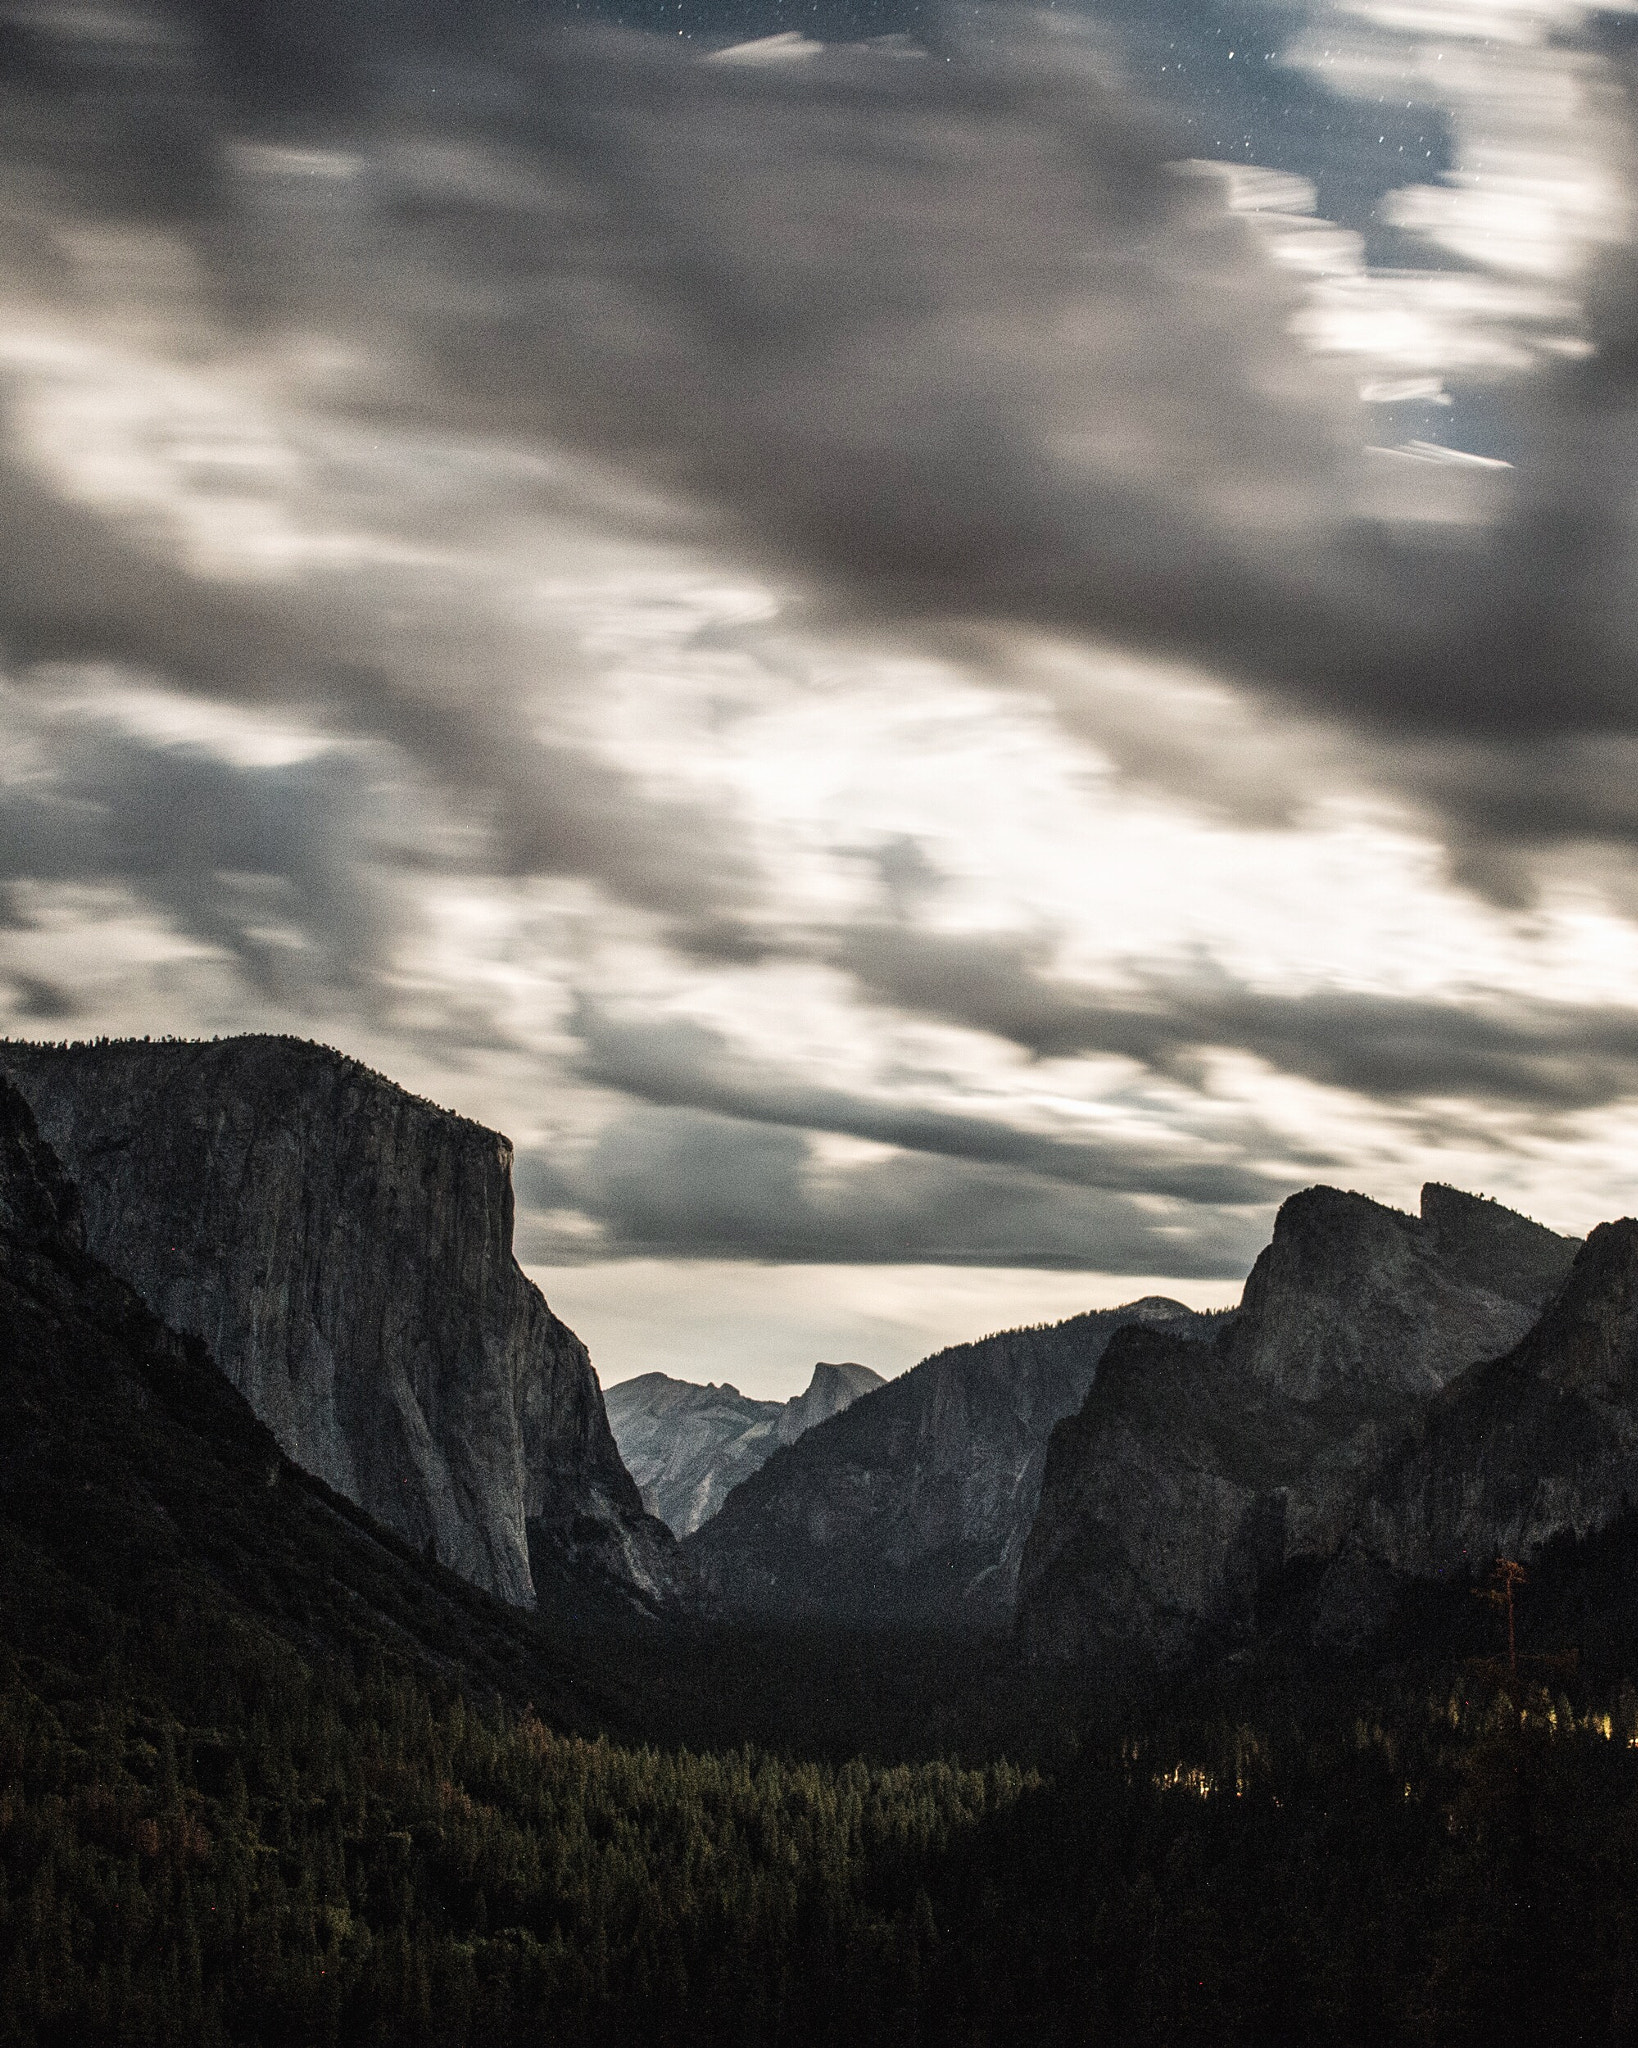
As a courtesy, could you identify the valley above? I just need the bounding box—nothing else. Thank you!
[5,1036,1638,2045]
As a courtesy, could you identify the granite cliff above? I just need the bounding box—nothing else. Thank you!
[1015,1183,1581,1669]
[0,1069,627,1720]
[1319,1216,1638,1641]
[685,1299,1226,1627]
[0,1036,676,1613]
[606,1362,885,1536]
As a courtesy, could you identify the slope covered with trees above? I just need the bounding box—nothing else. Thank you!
[15,1066,1638,2044]
[14,1523,1638,2046]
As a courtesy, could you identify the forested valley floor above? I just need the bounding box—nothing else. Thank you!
[10,1160,1638,2048]
[11,1515,1638,2048]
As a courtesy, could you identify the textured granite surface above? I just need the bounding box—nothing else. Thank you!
[1016,1183,1580,1667]
[607,1362,884,1535]
[686,1298,1225,1627]
[2,1036,677,1612]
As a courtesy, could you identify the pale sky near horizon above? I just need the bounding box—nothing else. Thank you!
[3,0,1638,1397]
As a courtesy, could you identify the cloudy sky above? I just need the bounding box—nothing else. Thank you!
[3,0,1638,1394]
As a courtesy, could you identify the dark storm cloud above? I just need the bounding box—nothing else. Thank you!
[8,0,1638,866]
[542,1102,1270,1269]
[833,920,1638,1111]
[0,438,752,924]
[194,10,1638,726]
[575,942,1638,1126]
[3,975,77,1021]
[0,720,392,992]
[7,0,1638,1288]
[571,999,1305,1200]
[0,689,758,1012]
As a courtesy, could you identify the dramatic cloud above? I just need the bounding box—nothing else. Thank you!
[545,1102,1272,1271]
[570,998,1306,1202]
[831,922,1638,1110]
[0,718,388,995]
[5,0,1638,1363]
[6,0,1638,875]
[71,0,1635,824]
[0,440,754,925]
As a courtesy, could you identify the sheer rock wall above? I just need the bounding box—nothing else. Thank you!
[1,1036,676,1612]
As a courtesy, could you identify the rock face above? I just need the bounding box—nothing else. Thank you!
[607,1362,885,1536]
[686,1299,1225,1628]
[781,1360,888,1441]
[1016,1184,1580,1669]
[0,1066,82,1254]
[0,1036,676,1612]
[0,1070,618,1724]
[1318,1218,1638,1636]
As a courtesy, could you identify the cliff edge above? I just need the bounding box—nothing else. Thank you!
[686,1298,1225,1628]
[1016,1183,1580,1669]
[1,1036,677,1613]
[1317,1217,1638,1641]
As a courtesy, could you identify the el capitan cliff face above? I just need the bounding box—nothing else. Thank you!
[0,1036,675,1612]
[1016,1183,1581,1669]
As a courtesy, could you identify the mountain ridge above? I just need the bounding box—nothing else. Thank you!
[686,1296,1230,1628]
[1316,1214,1638,1643]
[607,1360,884,1535]
[1016,1180,1583,1669]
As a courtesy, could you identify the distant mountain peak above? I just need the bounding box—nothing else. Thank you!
[606,1360,885,1536]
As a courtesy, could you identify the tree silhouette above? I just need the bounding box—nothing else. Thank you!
[1479,1558,1528,1681]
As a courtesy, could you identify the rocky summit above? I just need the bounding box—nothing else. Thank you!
[1015,1182,1582,1670]
[0,1036,677,1614]
[1320,1216,1638,1642]
[685,1299,1228,1628]
[606,1362,884,1536]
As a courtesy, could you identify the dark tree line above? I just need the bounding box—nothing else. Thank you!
[12,1584,1638,2047]
[11,1132,1638,2048]
[0,1606,1031,2048]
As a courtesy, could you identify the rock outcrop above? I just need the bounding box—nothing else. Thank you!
[0,1036,676,1613]
[0,1064,82,1253]
[780,1360,887,1442]
[607,1362,885,1536]
[686,1299,1225,1628]
[1016,1184,1580,1669]
[1317,1218,1638,1641]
